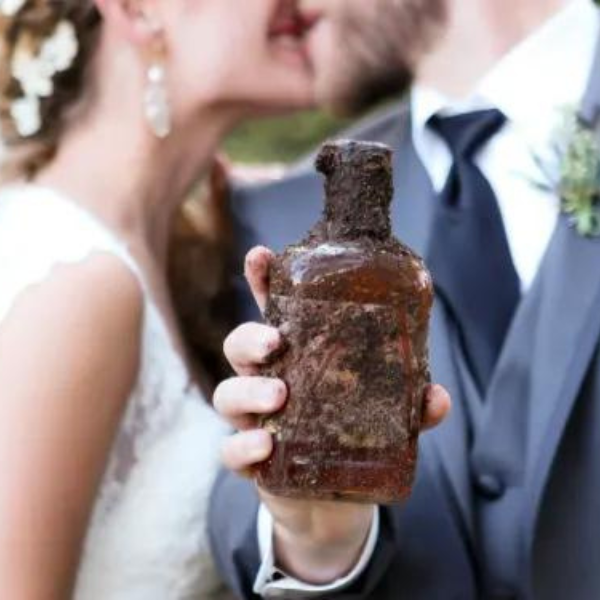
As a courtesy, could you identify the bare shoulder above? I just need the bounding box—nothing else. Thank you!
[43,251,144,327]
[0,252,144,403]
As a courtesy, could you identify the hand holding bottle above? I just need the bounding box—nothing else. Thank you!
[214,246,451,584]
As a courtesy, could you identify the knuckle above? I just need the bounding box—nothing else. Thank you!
[235,322,260,346]
[215,378,255,419]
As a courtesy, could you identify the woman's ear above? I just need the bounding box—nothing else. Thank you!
[93,0,161,46]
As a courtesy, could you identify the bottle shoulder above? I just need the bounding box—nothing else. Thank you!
[270,238,433,306]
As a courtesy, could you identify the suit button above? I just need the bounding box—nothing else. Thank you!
[474,473,505,500]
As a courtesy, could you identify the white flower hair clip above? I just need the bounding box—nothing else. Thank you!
[10,20,79,137]
[0,0,27,17]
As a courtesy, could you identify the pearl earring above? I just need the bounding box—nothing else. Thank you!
[142,21,172,139]
[144,60,172,139]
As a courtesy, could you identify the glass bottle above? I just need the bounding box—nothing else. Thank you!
[257,140,433,504]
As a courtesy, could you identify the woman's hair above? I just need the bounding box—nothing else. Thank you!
[168,163,237,387]
[0,1,102,180]
[0,2,236,386]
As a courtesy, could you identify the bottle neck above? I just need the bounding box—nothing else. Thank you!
[323,165,392,242]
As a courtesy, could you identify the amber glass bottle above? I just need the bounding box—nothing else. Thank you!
[257,140,433,504]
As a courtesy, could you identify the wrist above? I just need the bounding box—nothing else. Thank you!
[272,505,375,585]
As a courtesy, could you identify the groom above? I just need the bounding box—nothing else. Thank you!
[210,0,600,598]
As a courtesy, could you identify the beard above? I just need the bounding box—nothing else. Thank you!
[315,0,447,115]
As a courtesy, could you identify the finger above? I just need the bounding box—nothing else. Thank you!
[223,322,282,375]
[245,246,274,313]
[421,384,452,431]
[214,377,287,430]
[221,429,273,473]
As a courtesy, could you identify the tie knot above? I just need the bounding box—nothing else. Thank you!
[428,109,506,160]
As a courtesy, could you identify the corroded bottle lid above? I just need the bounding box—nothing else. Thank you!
[316,139,393,174]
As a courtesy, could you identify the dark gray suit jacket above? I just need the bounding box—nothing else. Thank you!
[209,34,600,600]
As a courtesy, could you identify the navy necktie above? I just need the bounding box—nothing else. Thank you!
[426,109,520,392]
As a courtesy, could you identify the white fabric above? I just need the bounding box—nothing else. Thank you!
[256,0,600,594]
[0,184,232,600]
[254,506,379,598]
[411,0,600,292]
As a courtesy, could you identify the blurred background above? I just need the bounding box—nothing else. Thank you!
[225,110,350,164]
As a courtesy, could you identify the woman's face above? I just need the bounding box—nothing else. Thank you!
[159,0,320,121]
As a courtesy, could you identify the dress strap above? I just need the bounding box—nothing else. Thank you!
[0,184,148,324]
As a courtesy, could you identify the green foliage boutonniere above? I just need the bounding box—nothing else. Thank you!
[534,107,600,237]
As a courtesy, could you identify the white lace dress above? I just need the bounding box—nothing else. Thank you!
[0,184,233,600]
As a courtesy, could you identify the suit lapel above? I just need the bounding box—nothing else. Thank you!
[521,217,600,548]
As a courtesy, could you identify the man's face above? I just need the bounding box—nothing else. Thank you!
[299,0,447,114]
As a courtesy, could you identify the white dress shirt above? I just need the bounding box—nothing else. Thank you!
[254,0,600,595]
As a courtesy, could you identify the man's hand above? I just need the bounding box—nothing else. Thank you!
[214,246,451,584]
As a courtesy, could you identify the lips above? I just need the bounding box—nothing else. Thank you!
[269,2,323,39]
[298,9,322,33]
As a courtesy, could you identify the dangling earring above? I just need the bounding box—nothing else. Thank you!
[143,27,172,139]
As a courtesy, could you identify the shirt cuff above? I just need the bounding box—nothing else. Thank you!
[253,503,380,598]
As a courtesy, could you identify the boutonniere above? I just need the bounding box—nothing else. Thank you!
[533,107,600,238]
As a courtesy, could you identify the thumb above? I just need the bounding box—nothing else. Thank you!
[244,246,274,314]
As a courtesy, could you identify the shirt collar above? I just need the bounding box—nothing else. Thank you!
[411,0,600,141]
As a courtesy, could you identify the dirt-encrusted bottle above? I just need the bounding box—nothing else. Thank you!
[257,140,433,504]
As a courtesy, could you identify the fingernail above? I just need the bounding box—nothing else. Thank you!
[247,251,266,272]
[262,380,286,410]
[248,256,261,271]
[261,329,281,356]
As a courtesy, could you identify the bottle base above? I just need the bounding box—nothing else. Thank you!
[256,444,418,506]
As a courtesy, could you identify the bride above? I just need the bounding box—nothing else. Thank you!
[0,0,315,598]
